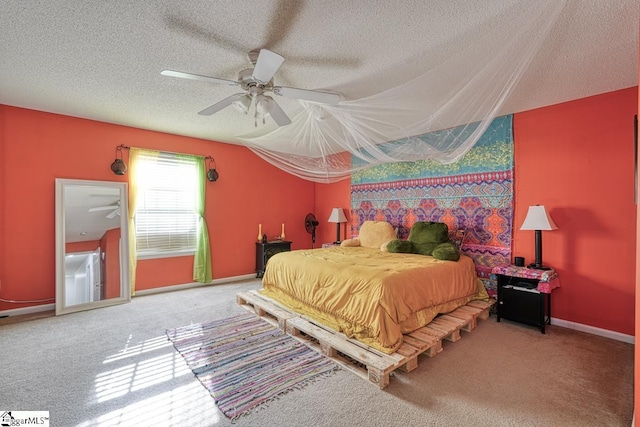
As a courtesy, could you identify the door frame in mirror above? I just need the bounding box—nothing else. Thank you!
[55,178,131,315]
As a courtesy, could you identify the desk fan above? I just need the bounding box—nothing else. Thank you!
[304,213,319,248]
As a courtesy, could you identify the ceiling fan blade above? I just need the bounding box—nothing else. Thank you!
[198,93,246,116]
[273,86,341,105]
[266,99,292,126]
[89,206,117,212]
[252,49,284,83]
[161,69,240,87]
[106,208,120,219]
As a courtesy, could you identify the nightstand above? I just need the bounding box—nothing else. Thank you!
[492,265,560,333]
[255,240,291,278]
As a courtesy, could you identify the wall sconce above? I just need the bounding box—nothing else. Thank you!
[327,207,347,244]
[110,144,129,175]
[206,156,219,182]
[520,205,557,270]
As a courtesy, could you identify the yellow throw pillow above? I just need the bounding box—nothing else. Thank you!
[358,221,397,249]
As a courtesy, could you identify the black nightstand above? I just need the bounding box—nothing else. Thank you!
[255,240,291,278]
[492,265,560,334]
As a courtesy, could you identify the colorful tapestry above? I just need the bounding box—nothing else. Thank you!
[166,313,337,419]
[350,115,514,296]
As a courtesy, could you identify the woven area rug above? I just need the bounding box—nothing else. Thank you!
[166,312,337,419]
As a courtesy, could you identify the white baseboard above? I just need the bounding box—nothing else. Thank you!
[0,303,55,318]
[133,273,259,297]
[551,317,635,344]
[0,274,259,318]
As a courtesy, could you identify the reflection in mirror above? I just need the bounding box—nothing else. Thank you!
[55,179,131,315]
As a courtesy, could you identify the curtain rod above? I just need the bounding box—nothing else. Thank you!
[116,144,215,161]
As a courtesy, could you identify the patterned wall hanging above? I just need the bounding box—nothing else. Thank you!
[350,115,514,296]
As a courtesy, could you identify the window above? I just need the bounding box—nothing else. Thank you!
[134,151,199,257]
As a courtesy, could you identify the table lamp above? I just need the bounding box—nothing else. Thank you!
[328,208,347,244]
[520,205,557,270]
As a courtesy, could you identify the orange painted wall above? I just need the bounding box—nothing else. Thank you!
[313,151,353,246]
[66,240,100,253]
[100,228,121,299]
[634,29,639,421]
[513,87,637,335]
[1,91,636,332]
[0,105,315,310]
[0,107,4,300]
[314,178,352,246]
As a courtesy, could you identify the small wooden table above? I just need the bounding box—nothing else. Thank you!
[492,265,560,333]
[255,240,291,278]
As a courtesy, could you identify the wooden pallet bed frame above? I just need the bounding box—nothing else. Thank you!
[236,290,495,389]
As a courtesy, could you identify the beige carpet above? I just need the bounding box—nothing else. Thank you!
[1,279,633,426]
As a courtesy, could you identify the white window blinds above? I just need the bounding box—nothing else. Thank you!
[134,151,199,255]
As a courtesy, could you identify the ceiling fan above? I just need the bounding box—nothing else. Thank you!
[161,49,341,126]
[88,201,120,219]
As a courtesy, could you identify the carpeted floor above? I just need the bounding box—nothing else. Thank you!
[1,278,634,426]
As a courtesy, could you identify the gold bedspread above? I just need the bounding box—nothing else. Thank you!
[260,246,484,354]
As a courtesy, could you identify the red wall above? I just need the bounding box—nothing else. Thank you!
[100,228,121,299]
[0,105,315,310]
[314,178,352,246]
[513,87,637,335]
[1,88,636,336]
[634,29,639,419]
[66,240,100,253]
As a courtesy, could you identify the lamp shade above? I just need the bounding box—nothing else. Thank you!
[328,208,347,223]
[520,205,557,231]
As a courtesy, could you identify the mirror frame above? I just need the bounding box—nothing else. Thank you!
[55,178,131,315]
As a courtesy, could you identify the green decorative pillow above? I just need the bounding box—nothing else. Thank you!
[432,242,461,261]
[386,239,414,253]
[412,242,440,256]
[407,221,450,256]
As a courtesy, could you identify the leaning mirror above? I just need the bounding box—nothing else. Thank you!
[55,178,131,315]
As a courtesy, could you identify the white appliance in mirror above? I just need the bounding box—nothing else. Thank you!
[55,178,131,315]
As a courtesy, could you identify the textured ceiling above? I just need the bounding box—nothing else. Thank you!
[0,0,637,148]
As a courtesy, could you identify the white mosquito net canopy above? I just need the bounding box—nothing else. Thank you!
[239,0,565,183]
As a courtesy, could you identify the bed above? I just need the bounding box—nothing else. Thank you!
[260,243,486,354]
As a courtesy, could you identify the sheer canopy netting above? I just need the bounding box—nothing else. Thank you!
[239,0,565,183]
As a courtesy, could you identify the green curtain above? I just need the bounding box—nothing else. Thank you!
[192,155,213,282]
[127,148,145,294]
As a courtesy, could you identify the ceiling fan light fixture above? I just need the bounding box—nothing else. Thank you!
[255,94,272,115]
[232,94,251,114]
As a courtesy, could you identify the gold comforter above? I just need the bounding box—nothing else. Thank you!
[261,246,484,354]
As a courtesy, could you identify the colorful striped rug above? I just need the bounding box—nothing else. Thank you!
[166,312,337,419]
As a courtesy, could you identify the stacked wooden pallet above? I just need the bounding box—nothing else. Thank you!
[236,290,495,389]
